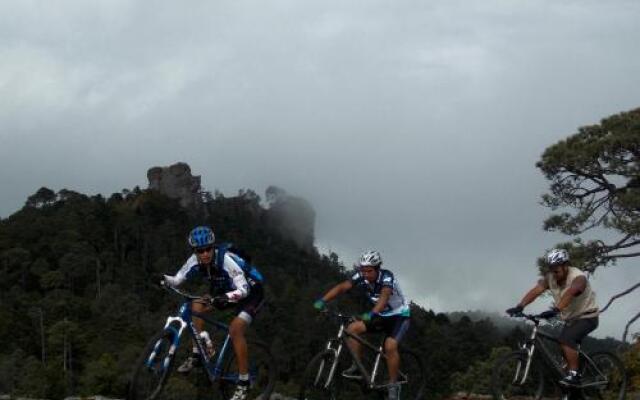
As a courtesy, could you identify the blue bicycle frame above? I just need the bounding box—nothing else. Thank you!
[145,287,245,384]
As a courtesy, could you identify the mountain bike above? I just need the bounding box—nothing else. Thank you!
[127,285,276,400]
[299,309,425,400]
[491,312,627,400]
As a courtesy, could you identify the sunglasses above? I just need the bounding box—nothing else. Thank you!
[195,246,214,254]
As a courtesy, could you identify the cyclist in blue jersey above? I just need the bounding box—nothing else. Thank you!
[313,250,410,400]
[162,226,265,400]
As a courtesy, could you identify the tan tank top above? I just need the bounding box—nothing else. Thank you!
[546,266,598,320]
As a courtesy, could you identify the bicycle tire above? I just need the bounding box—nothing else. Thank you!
[299,349,343,400]
[128,330,178,400]
[372,347,426,400]
[491,350,545,400]
[580,351,627,400]
[218,339,276,400]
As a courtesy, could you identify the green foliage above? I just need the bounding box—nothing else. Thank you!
[622,342,640,393]
[15,356,49,398]
[79,353,120,396]
[451,346,511,395]
[537,107,640,271]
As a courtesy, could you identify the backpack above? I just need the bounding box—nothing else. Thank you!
[215,243,264,283]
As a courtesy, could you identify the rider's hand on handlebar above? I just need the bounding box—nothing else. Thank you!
[211,295,229,308]
[506,305,524,316]
[313,299,327,311]
[360,311,376,322]
[538,307,560,320]
[161,274,177,288]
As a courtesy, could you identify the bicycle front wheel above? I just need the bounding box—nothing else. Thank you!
[218,339,276,400]
[128,330,178,400]
[580,351,627,400]
[299,349,343,400]
[491,351,544,400]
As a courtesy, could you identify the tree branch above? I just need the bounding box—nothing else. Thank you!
[622,311,640,344]
[611,239,640,251]
[600,281,640,313]
[602,251,640,260]
[610,234,634,249]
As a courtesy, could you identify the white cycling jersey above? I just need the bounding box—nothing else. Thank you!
[163,252,252,301]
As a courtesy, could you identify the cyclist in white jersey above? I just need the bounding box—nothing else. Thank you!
[313,250,410,400]
[506,248,599,387]
[163,226,265,400]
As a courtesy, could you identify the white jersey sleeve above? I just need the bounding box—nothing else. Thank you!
[222,253,250,301]
[163,254,199,287]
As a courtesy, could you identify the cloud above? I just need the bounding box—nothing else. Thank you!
[1,0,639,339]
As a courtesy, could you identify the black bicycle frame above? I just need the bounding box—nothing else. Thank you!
[323,314,394,389]
[514,314,610,390]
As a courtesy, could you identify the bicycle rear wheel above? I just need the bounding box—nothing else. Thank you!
[218,339,276,400]
[580,351,627,400]
[491,351,544,400]
[299,349,343,400]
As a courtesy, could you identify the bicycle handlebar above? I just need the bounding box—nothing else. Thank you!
[319,309,358,324]
[161,282,228,305]
[509,311,556,323]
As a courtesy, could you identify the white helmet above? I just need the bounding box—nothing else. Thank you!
[358,250,382,268]
[546,248,570,266]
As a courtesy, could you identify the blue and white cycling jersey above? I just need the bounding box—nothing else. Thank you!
[351,268,410,317]
[164,250,260,302]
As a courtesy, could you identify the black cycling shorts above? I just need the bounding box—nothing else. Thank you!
[364,315,410,343]
[216,284,265,325]
[558,316,598,349]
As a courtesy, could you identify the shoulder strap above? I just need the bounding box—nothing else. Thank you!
[215,242,232,268]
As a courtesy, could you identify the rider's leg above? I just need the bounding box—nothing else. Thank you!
[558,317,598,386]
[178,300,211,373]
[558,317,599,371]
[561,344,579,370]
[384,316,410,384]
[192,301,210,349]
[228,293,264,400]
[229,316,249,376]
[384,337,400,383]
[341,320,367,378]
[229,284,265,380]
[345,320,367,361]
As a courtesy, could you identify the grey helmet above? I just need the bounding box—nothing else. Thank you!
[358,250,383,268]
[546,248,570,266]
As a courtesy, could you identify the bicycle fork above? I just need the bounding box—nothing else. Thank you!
[148,316,188,372]
[317,325,345,389]
[515,325,537,385]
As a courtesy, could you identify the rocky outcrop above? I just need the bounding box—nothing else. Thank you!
[265,186,315,252]
[147,162,202,210]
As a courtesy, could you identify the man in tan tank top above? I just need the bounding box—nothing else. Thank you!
[505,248,599,387]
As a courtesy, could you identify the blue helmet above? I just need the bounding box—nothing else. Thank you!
[188,226,215,248]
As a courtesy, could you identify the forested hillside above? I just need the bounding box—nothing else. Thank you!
[0,186,622,399]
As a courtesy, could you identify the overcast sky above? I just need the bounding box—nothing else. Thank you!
[1,0,639,339]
